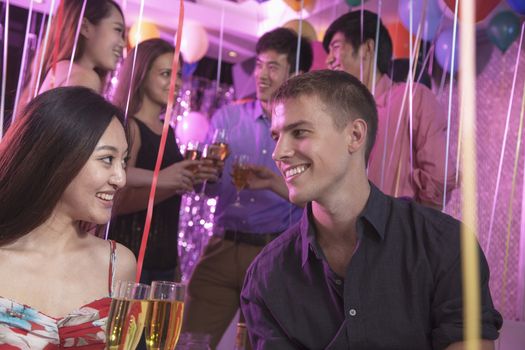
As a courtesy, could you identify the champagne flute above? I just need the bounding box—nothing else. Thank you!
[231,154,250,207]
[145,281,186,350]
[106,281,151,350]
[183,141,202,174]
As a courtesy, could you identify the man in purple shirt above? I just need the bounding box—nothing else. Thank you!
[241,70,501,349]
[324,10,457,209]
[182,27,313,348]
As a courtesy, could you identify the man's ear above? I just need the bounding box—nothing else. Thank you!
[346,118,368,155]
[359,39,375,60]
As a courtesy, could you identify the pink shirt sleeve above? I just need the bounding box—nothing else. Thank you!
[412,84,458,206]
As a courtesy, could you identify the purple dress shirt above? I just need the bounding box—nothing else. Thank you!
[205,100,302,234]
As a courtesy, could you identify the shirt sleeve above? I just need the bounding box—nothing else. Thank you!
[430,243,503,350]
[240,263,298,350]
[412,85,458,206]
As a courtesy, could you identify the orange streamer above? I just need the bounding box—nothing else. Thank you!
[135,0,185,282]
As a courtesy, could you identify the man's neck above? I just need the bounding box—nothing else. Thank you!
[312,178,370,243]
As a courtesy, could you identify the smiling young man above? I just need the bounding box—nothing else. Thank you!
[324,10,456,210]
[240,70,502,350]
[182,28,313,348]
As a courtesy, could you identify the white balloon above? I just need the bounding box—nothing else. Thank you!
[175,111,210,145]
[180,21,209,63]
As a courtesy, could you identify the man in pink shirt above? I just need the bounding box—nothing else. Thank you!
[324,10,456,208]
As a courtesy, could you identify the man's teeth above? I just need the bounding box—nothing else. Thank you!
[96,193,114,201]
[285,165,307,178]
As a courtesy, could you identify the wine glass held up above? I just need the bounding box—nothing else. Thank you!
[145,281,186,350]
[106,281,151,350]
[231,154,251,208]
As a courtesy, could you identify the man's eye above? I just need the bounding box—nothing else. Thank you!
[292,129,306,138]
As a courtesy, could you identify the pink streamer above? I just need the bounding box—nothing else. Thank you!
[12,0,34,123]
[442,0,460,210]
[34,0,57,97]
[0,0,10,140]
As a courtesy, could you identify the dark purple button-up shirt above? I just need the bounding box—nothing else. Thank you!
[241,184,502,349]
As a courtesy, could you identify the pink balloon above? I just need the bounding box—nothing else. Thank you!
[175,111,210,145]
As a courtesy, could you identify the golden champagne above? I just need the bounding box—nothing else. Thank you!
[106,299,150,350]
[184,149,202,161]
[184,149,202,173]
[145,300,184,350]
[212,142,229,162]
[232,164,250,191]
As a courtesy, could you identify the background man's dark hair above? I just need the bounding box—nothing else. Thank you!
[256,27,313,73]
[323,10,393,75]
[272,69,378,164]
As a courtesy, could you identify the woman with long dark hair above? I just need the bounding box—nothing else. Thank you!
[0,87,136,348]
[19,0,125,107]
[109,38,217,284]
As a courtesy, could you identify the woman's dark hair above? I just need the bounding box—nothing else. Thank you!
[323,10,393,75]
[0,86,128,245]
[113,38,181,117]
[19,0,124,106]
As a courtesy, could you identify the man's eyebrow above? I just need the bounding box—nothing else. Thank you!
[271,120,314,134]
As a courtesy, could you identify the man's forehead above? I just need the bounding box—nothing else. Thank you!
[257,50,288,63]
[330,32,347,44]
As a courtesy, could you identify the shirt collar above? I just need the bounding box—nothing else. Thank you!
[300,183,390,267]
[253,100,268,121]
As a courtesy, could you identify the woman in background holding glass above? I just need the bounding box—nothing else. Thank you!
[109,38,217,285]
[0,87,136,348]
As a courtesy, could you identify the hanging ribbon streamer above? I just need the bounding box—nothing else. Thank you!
[370,0,382,96]
[123,0,145,121]
[105,0,145,241]
[34,0,57,97]
[66,0,87,85]
[500,77,525,312]
[135,0,185,282]
[518,84,525,319]
[0,0,10,140]
[359,6,364,82]
[442,0,460,210]
[12,0,34,122]
[294,0,304,76]
[216,5,225,94]
[486,23,525,254]
[459,0,481,347]
[50,0,65,88]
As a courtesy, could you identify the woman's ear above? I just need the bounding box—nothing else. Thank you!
[80,18,93,39]
[346,118,368,155]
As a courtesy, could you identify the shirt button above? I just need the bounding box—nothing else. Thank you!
[348,309,357,317]
[242,220,247,224]
[335,279,342,285]
[250,198,255,203]
[262,149,267,154]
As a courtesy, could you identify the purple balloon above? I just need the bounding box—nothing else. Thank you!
[435,28,459,73]
[398,0,443,41]
[507,0,525,15]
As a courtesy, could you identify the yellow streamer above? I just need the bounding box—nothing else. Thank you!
[459,0,480,349]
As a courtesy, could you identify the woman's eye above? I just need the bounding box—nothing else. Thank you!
[101,156,114,165]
